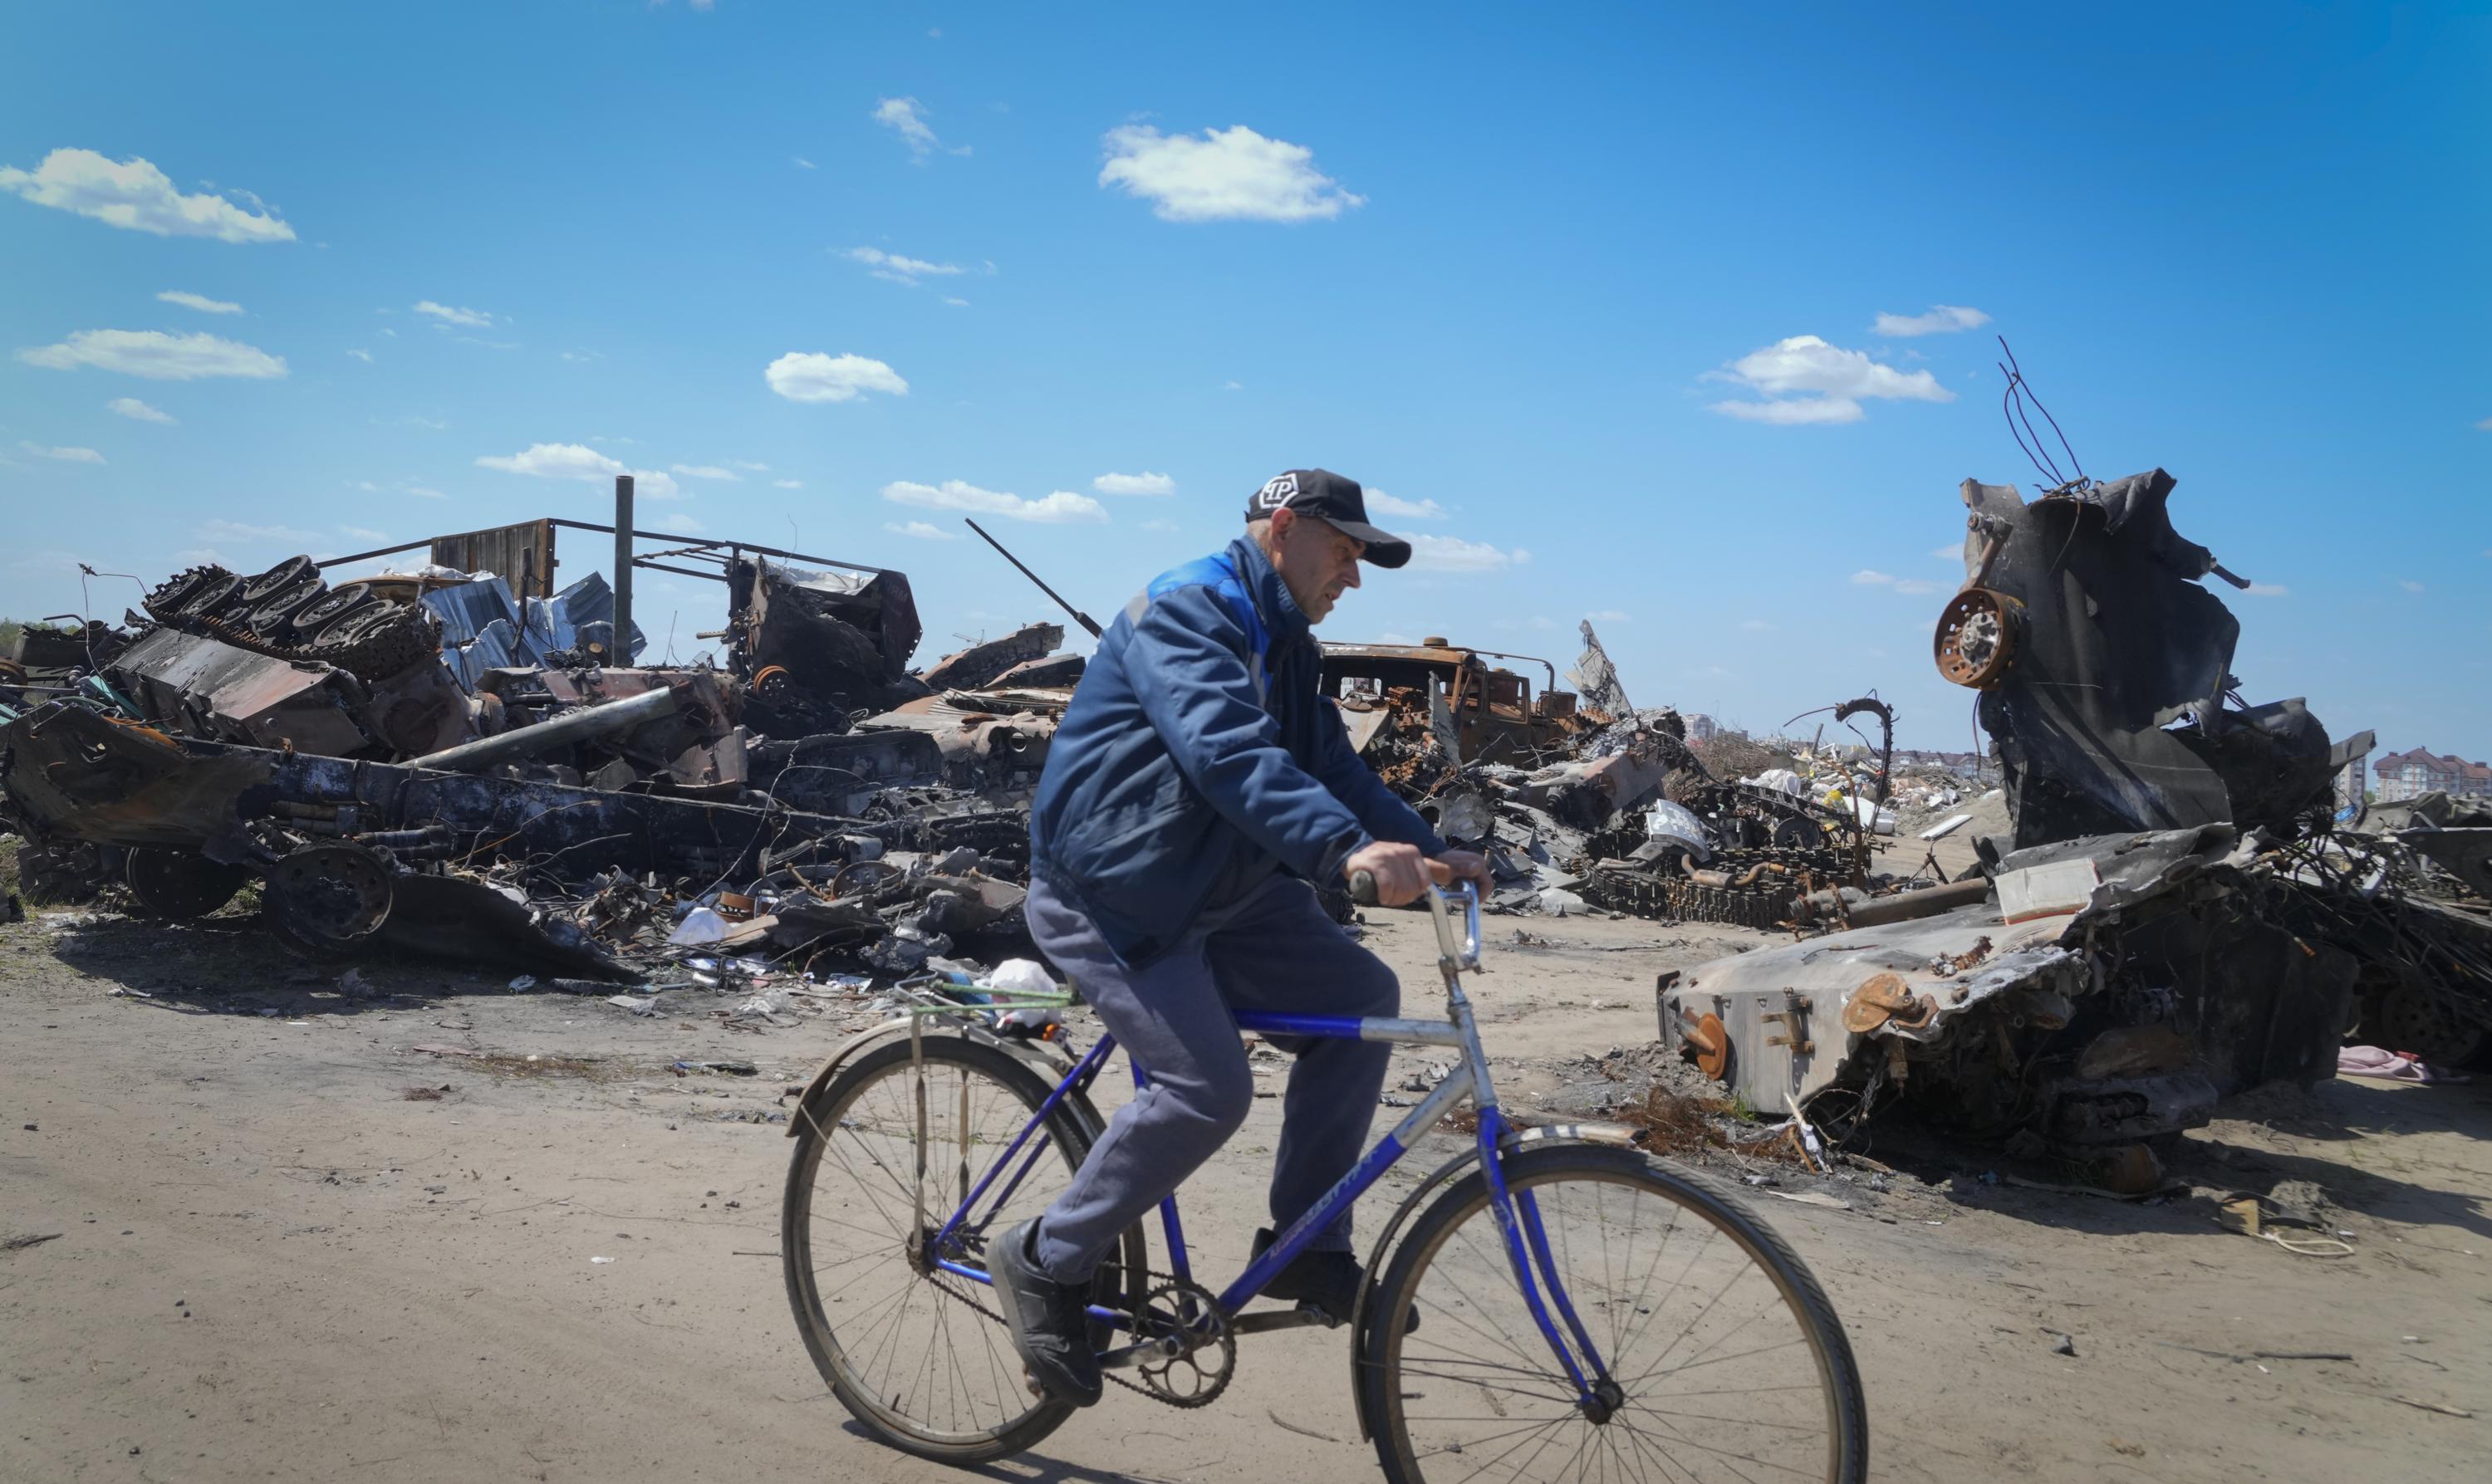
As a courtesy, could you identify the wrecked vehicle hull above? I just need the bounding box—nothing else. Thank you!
[1661,825,2356,1177]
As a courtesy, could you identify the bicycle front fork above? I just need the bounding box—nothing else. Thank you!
[1473,1104,1621,1416]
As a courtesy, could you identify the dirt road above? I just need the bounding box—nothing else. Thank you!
[5,903,2486,1482]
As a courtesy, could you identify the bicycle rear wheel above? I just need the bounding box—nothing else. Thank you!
[782,1035,1145,1464]
[1359,1144,1867,1483]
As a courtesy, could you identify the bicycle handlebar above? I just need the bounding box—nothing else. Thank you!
[1347,872,1482,971]
[1346,858,1459,907]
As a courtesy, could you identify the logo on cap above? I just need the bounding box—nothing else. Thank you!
[1253,473,1299,511]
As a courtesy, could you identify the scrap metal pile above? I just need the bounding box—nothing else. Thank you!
[1657,467,2492,1187]
[1,536,1087,992]
[1322,625,1909,932]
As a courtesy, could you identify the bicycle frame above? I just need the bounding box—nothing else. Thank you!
[915,882,1616,1408]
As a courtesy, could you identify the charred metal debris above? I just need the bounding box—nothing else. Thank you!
[2,517,1082,992]
[1656,458,2490,1188]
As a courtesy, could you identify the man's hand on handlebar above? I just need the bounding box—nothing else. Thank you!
[1344,842,1490,908]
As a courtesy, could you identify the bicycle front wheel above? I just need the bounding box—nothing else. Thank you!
[1360,1144,1867,1483]
[782,1035,1145,1465]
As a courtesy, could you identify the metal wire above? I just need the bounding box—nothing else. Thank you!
[1994,337,2087,491]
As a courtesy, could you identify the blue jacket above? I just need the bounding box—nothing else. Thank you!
[1029,536,1449,967]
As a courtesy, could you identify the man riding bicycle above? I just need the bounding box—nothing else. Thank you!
[991,468,1488,1406]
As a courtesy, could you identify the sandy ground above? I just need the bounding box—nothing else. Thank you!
[5,893,2490,1483]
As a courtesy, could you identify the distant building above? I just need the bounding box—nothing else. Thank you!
[2336,752,2367,814]
[2373,747,2492,802]
[1684,713,1719,742]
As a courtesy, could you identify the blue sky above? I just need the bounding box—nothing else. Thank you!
[4,2,2485,756]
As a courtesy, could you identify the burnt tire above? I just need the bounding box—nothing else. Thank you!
[239,555,317,605]
[247,578,326,636]
[142,564,233,622]
[288,583,378,637]
[174,572,250,623]
[124,848,249,921]
[307,600,439,680]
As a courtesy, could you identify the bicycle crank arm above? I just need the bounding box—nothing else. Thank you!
[1095,1334,1186,1371]
[1230,1306,1341,1335]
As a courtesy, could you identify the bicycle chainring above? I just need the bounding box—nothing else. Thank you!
[1131,1278,1234,1409]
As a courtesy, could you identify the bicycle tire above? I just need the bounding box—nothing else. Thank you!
[782,1035,1147,1464]
[1358,1144,1867,1484]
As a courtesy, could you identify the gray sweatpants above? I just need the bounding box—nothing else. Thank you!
[1026,874,1400,1282]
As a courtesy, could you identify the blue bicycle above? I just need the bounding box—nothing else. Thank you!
[782,880,1868,1482]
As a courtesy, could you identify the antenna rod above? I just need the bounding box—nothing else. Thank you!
[963,518,1102,638]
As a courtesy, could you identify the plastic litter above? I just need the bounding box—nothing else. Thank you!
[669,908,728,946]
[984,958,1061,998]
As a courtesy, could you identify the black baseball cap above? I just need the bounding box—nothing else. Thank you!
[1242,468,1412,569]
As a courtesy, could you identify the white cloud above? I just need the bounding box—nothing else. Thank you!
[2244,583,2289,597]
[772,478,802,489]
[0,149,295,242]
[729,460,770,473]
[1852,570,1896,585]
[883,521,959,541]
[158,290,242,315]
[351,481,380,492]
[400,415,448,431]
[414,300,493,328]
[17,329,286,380]
[2396,578,2426,594]
[670,463,741,482]
[941,296,970,308]
[1872,305,1991,338]
[19,441,104,464]
[1142,517,1181,533]
[405,486,447,499]
[1710,397,1865,425]
[883,480,1106,523]
[1891,578,1939,595]
[1587,610,1630,622]
[1930,542,1965,561]
[473,442,680,499]
[1705,335,1952,424]
[1366,490,1446,520]
[766,350,909,403]
[846,246,964,284]
[1099,125,1364,223]
[1093,471,1175,497]
[1408,535,1525,572]
[656,512,705,534]
[1221,380,1244,391]
[195,517,321,546]
[2475,415,2492,431]
[346,348,373,362]
[558,350,600,363]
[107,397,173,424]
[792,155,817,170]
[340,525,390,541]
[874,96,966,159]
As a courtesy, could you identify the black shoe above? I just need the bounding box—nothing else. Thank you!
[1252,1227,1417,1331]
[987,1221,1103,1407]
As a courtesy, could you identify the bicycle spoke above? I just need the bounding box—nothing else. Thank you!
[1377,1158,1853,1482]
[790,1041,1108,1450]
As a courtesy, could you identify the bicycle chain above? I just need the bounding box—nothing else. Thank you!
[925,1258,1236,1409]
